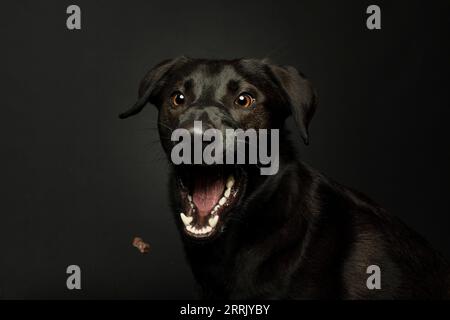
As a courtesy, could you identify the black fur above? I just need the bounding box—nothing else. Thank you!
[121,57,450,299]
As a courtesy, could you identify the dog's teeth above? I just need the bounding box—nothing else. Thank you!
[209,215,219,228]
[214,205,220,211]
[180,213,193,226]
[219,197,226,206]
[187,195,192,202]
[226,176,235,189]
[186,224,212,235]
[224,188,231,198]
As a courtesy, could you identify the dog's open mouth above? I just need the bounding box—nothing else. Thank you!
[176,165,244,239]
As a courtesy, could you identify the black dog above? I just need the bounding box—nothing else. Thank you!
[120,57,450,299]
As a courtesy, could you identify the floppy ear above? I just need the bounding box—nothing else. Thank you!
[268,64,317,145]
[119,56,188,119]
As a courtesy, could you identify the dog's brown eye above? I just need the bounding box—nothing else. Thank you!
[235,93,255,108]
[171,92,185,106]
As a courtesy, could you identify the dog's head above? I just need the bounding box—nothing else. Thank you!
[120,57,317,240]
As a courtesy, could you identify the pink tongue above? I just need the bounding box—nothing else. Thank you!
[192,176,224,217]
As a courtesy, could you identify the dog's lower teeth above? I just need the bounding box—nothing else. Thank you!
[219,197,226,206]
[209,215,219,228]
[186,224,213,235]
[224,188,231,198]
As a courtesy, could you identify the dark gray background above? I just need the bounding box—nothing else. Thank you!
[1,0,449,299]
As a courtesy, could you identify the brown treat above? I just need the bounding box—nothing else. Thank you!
[132,237,150,254]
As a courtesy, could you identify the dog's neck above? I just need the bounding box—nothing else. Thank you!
[179,139,318,298]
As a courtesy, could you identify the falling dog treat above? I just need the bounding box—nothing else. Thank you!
[132,237,150,254]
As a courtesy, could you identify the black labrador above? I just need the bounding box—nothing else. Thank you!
[120,57,450,299]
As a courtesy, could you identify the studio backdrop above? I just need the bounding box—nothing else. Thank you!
[1,0,449,299]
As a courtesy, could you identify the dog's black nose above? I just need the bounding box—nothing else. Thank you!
[183,121,215,150]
